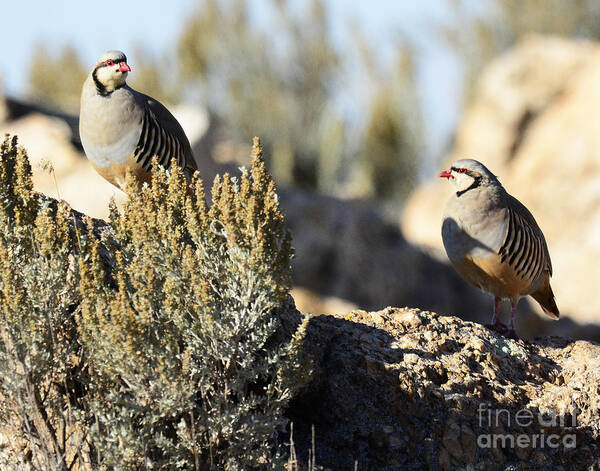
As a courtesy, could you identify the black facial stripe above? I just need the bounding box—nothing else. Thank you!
[92,66,109,96]
[450,165,482,178]
[101,57,126,66]
[92,61,127,97]
[455,174,482,197]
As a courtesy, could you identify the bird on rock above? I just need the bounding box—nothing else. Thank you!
[439,159,558,339]
[79,50,197,189]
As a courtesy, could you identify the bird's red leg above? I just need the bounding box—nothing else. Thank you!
[491,297,500,325]
[505,303,519,340]
[486,297,507,334]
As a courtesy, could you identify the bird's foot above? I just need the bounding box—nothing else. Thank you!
[485,321,508,335]
[504,329,519,341]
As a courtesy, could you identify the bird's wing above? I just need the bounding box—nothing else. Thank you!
[134,90,198,175]
[498,194,553,280]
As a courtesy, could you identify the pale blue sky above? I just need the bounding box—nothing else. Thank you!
[0,0,195,94]
[0,0,463,167]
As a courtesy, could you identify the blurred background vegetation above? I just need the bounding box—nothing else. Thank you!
[444,0,600,104]
[22,0,600,214]
[24,0,425,209]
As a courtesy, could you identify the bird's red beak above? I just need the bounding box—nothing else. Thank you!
[439,170,453,179]
[119,62,131,72]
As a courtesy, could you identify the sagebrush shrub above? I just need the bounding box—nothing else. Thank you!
[0,135,309,470]
[0,136,86,470]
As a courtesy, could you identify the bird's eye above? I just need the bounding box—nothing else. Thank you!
[105,60,114,66]
[458,168,467,174]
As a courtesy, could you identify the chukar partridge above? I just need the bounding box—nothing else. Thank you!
[440,159,558,339]
[79,50,197,188]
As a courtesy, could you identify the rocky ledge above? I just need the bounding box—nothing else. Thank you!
[285,307,600,471]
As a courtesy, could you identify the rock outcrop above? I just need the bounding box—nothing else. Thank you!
[285,307,600,470]
[403,35,600,333]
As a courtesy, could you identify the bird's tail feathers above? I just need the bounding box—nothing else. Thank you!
[532,281,559,320]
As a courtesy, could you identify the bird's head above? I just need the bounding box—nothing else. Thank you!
[91,50,131,95]
[439,159,499,194]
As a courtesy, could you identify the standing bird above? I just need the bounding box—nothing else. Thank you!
[439,159,558,339]
[79,50,197,189]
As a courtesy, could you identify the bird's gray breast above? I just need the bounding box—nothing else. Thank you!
[442,189,508,263]
[79,87,143,168]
